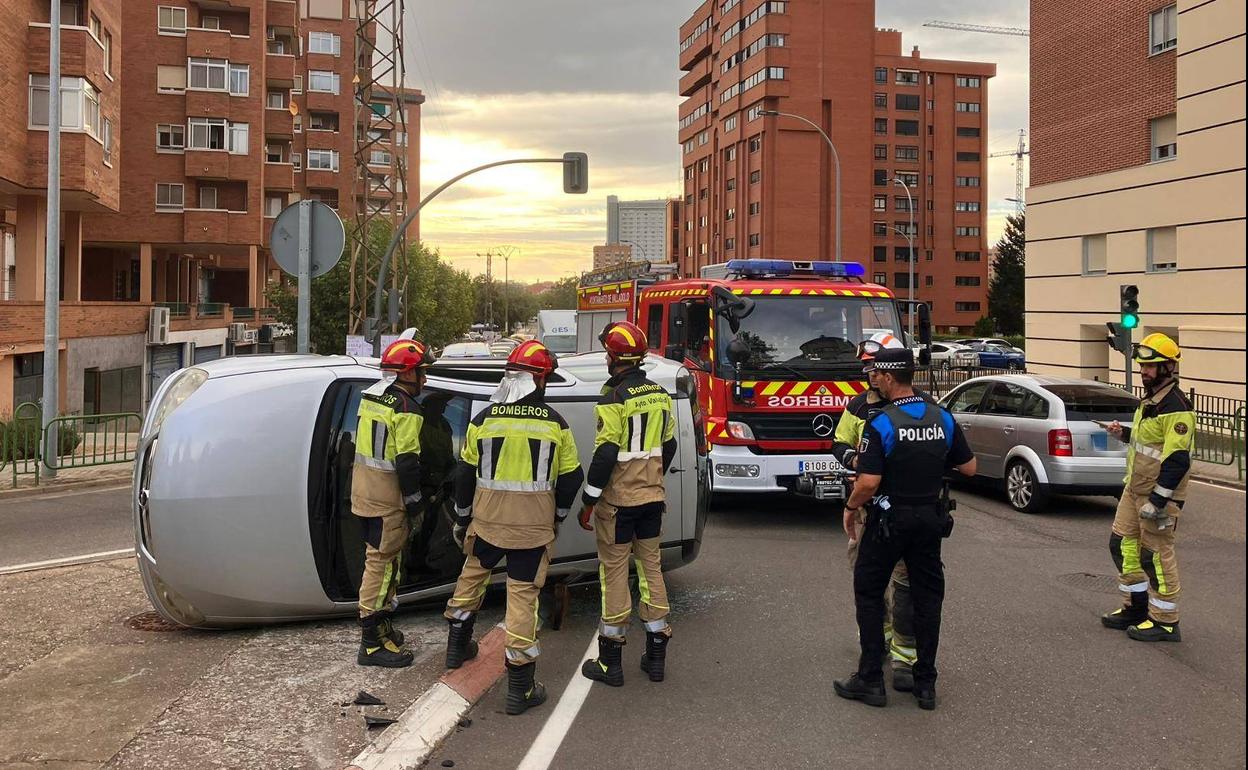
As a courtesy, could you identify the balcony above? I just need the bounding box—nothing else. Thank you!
[265,108,294,136]
[186,88,232,118]
[184,150,231,179]
[264,161,295,191]
[679,57,712,97]
[184,208,261,245]
[0,302,148,346]
[266,51,296,81]
[186,27,235,59]
[305,90,341,112]
[27,24,108,85]
[266,0,297,28]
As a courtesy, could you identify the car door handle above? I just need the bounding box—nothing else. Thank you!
[959,423,971,430]
[1002,426,1015,434]
[668,467,686,474]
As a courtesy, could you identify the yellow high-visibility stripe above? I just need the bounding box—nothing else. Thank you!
[1121,536,1142,575]
[790,382,811,395]
[616,326,637,346]
[761,381,784,396]
[1153,551,1169,594]
[835,381,858,396]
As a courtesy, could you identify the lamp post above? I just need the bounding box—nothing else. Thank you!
[759,109,842,262]
[620,239,647,262]
[893,177,916,338]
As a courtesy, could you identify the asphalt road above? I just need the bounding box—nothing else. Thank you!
[432,481,1247,770]
[0,485,132,568]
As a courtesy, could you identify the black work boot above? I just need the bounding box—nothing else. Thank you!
[833,674,887,707]
[1101,593,1148,630]
[914,683,937,711]
[504,662,547,715]
[1127,619,1182,643]
[581,635,625,687]
[445,617,479,669]
[891,664,914,693]
[358,615,414,668]
[377,611,404,647]
[639,631,670,682]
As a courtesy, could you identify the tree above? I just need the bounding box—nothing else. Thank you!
[536,276,579,310]
[988,213,1025,336]
[266,250,351,355]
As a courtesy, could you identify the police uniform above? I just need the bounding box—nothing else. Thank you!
[851,394,973,693]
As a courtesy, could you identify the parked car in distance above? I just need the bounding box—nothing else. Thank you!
[967,343,1026,370]
[440,341,493,359]
[956,337,1015,349]
[488,338,519,357]
[918,341,980,369]
[939,374,1137,512]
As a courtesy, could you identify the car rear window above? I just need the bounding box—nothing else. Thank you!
[1042,384,1138,421]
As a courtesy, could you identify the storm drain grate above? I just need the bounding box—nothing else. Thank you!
[1056,573,1120,594]
[126,611,184,632]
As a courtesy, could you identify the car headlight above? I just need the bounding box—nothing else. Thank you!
[725,420,755,440]
[142,367,209,439]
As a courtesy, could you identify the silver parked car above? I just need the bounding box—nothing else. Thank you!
[939,375,1137,512]
[134,354,708,628]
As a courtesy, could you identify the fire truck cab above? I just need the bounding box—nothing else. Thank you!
[578,259,911,502]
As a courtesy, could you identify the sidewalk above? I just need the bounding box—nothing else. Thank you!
[1191,458,1245,489]
[0,461,133,499]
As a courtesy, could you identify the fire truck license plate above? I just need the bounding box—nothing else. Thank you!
[799,460,836,474]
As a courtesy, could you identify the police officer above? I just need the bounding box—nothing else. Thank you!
[443,341,583,715]
[351,339,435,668]
[1101,333,1193,642]
[579,321,678,686]
[831,332,934,693]
[834,347,976,710]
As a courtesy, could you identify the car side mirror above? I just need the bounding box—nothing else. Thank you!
[712,285,754,335]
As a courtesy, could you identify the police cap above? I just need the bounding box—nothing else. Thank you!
[864,346,915,373]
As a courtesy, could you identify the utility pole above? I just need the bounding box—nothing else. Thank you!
[893,178,916,338]
[41,1,63,480]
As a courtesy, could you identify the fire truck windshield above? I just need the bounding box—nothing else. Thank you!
[716,294,903,379]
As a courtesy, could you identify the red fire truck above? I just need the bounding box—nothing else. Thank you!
[577,259,923,501]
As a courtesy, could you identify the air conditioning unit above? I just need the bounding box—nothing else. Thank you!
[148,307,170,345]
[241,329,259,345]
[228,322,248,342]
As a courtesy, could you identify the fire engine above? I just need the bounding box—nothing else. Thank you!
[576,259,928,501]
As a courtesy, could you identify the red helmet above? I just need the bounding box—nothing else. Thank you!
[856,332,905,362]
[381,339,436,374]
[599,321,647,362]
[506,340,558,377]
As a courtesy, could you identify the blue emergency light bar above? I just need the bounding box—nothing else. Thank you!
[724,259,866,279]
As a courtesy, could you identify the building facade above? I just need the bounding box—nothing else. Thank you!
[0,0,421,414]
[676,1,995,332]
[1026,0,1245,398]
[592,242,633,271]
[606,195,668,263]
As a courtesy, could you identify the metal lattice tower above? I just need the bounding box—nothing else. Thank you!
[921,20,1030,36]
[348,0,410,335]
[989,130,1030,214]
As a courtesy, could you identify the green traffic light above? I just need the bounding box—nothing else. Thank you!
[1122,314,1139,329]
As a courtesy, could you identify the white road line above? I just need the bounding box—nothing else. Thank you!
[0,548,134,576]
[1192,478,1245,493]
[515,631,600,770]
[1,483,130,503]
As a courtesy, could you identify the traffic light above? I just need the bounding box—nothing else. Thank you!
[387,289,404,328]
[562,152,589,194]
[1106,322,1131,354]
[1119,284,1140,330]
[365,316,381,344]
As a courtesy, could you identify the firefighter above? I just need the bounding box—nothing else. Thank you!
[579,320,678,686]
[834,347,976,710]
[1101,333,1193,642]
[351,339,436,668]
[831,331,924,692]
[443,341,583,715]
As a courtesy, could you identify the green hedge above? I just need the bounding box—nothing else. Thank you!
[0,417,82,462]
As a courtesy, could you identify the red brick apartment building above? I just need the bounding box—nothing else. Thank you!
[0,0,420,415]
[677,0,996,332]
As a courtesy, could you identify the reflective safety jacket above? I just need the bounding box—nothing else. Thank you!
[832,388,935,470]
[454,393,584,549]
[1122,380,1194,508]
[583,366,677,508]
[352,384,424,518]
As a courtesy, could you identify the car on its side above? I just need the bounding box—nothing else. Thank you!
[967,343,1026,370]
[939,374,1137,512]
[134,354,708,628]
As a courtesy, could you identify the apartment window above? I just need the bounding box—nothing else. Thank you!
[1150,5,1178,54]
[698,129,709,146]
[956,76,981,88]
[681,101,710,126]
[748,135,762,153]
[895,69,919,85]
[956,302,982,312]
[308,70,340,94]
[681,15,712,51]
[199,185,218,209]
[266,90,287,109]
[925,275,933,287]
[874,144,888,160]
[955,102,981,113]
[156,123,185,150]
[90,11,103,38]
[957,151,981,162]
[27,75,100,138]
[873,246,887,263]
[292,75,303,94]
[894,272,912,289]
[956,176,981,187]
[188,57,228,90]
[874,67,888,83]
[99,29,113,77]
[701,243,709,255]
[309,112,339,131]
[370,149,392,165]
[157,64,186,91]
[896,171,919,188]
[187,117,227,150]
[873,221,888,237]
[307,148,339,171]
[955,226,981,236]
[288,152,301,172]
[685,194,694,205]
[724,115,737,133]
[928,99,935,111]
[201,15,221,29]
[156,183,184,210]
[725,237,736,251]
[746,102,766,122]
[955,201,981,212]
[956,126,981,137]
[739,66,785,94]
[895,221,917,237]
[229,64,249,96]
[749,202,761,215]
[1151,114,1177,161]
[102,118,112,164]
[895,120,919,136]
[874,118,888,134]
[293,115,302,133]
[698,158,710,173]
[265,144,283,163]
[726,208,736,221]
[726,178,737,191]
[685,165,694,181]
[228,123,248,154]
[927,200,934,211]
[699,188,708,201]
[874,273,887,285]
[956,251,981,262]
[1147,227,1178,272]
[265,195,285,217]
[874,93,887,109]
[683,139,695,154]
[158,5,187,33]
[895,94,920,111]
[720,1,786,44]
[873,195,887,212]
[308,31,341,55]
[721,0,740,14]
[750,170,761,184]
[954,276,981,287]
[874,169,889,186]
[748,233,761,247]
[895,197,916,212]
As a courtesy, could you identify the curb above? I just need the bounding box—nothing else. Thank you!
[346,624,508,770]
[1191,474,1246,491]
[0,475,131,501]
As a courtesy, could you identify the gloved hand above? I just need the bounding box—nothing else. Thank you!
[452,523,468,550]
[578,503,596,531]
[1139,501,1160,520]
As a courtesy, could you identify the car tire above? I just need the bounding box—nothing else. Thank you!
[1005,459,1047,513]
[941,359,952,370]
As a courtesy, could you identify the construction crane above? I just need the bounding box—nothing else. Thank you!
[922,20,1030,36]
[990,130,1029,215]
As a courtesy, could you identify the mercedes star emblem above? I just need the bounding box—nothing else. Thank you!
[811,413,835,438]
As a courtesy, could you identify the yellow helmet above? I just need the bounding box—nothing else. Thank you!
[1133,332,1181,363]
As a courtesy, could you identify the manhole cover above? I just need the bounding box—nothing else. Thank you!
[1056,573,1120,594]
[125,611,184,632]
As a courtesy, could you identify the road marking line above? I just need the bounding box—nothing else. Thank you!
[515,631,600,770]
[1191,478,1245,493]
[0,483,129,503]
[0,548,134,576]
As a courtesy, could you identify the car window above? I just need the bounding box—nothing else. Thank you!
[1021,391,1050,419]
[948,382,990,414]
[1042,384,1139,421]
[932,343,947,353]
[982,382,1026,416]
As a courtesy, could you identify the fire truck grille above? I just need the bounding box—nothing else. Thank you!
[735,413,840,441]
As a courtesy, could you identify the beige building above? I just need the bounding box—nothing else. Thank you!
[592,243,634,270]
[1026,0,1245,399]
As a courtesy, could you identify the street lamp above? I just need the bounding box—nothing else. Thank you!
[620,239,647,262]
[893,177,916,337]
[759,109,842,262]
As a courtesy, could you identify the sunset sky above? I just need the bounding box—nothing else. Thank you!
[405,0,1030,282]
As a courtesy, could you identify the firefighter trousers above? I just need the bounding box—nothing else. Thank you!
[595,501,671,642]
[847,507,916,668]
[1110,490,1181,625]
[357,510,410,618]
[444,535,551,665]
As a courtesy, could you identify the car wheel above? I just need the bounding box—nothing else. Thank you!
[940,359,952,370]
[1005,459,1047,513]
